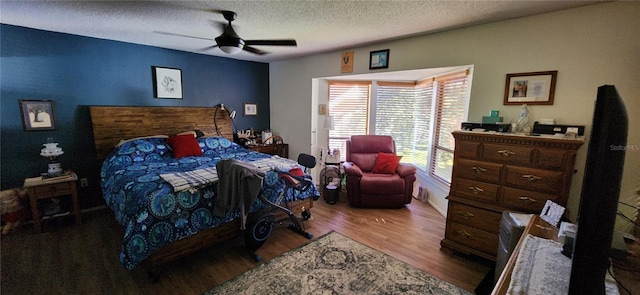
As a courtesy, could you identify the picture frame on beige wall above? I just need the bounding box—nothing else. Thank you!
[504,70,557,105]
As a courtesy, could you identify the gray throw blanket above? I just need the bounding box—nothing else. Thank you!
[214,159,266,230]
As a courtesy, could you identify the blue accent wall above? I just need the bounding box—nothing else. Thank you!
[0,24,270,207]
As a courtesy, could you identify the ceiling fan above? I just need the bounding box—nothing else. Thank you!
[156,10,297,55]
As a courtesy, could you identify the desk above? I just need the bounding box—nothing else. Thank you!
[247,143,288,158]
[23,173,81,232]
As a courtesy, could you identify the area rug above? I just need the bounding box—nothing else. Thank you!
[203,231,471,294]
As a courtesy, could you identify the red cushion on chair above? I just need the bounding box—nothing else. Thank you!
[289,167,305,177]
[168,134,203,158]
[372,152,402,174]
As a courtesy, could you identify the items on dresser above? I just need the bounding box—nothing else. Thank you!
[461,122,512,133]
[440,131,583,260]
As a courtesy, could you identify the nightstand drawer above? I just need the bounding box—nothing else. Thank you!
[33,182,74,197]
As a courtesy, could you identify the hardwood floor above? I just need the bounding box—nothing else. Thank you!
[1,193,493,294]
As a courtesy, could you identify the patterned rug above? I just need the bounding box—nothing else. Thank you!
[203,231,471,295]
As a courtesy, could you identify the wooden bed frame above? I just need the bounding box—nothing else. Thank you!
[89,106,313,276]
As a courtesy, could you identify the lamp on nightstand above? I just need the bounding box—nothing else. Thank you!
[40,138,64,177]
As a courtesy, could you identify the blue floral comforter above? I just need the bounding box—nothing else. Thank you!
[100,136,319,270]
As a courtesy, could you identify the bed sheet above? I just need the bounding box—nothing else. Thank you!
[100,136,319,269]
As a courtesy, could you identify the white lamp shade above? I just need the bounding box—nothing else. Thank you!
[324,115,335,131]
[219,45,243,54]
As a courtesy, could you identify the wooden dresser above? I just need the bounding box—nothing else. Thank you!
[441,131,583,260]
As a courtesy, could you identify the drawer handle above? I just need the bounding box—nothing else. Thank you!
[521,174,542,182]
[497,150,515,157]
[455,211,475,219]
[472,166,487,173]
[456,230,472,239]
[518,196,538,204]
[468,186,484,194]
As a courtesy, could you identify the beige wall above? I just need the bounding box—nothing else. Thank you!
[270,2,640,231]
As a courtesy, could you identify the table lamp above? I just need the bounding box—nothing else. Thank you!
[40,139,64,177]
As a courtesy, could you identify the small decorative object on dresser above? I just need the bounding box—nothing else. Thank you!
[440,131,583,260]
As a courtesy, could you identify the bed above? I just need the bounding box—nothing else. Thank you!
[90,106,319,272]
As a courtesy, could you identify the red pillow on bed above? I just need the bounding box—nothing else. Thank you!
[372,152,402,174]
[168,134,203,158]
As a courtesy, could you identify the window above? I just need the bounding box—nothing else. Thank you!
[430,70,470,183]
[327,69,470,184]
[327,81,371,160]
[375,81,433,170]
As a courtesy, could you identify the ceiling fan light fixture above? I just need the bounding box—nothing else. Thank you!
[219,45,243,54]
[215,35,244,54]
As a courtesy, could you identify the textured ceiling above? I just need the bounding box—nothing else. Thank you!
[1,0,603,63]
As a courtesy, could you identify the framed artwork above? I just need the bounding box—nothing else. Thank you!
[369,49,389,70]
[243,103,258,116]
[504,71,557,105]
[341,51,354,73]
[19,99,57,131]
[152,66,183,99]
[318,104,327,115]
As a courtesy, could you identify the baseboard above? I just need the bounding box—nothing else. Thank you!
[428,199,447,217]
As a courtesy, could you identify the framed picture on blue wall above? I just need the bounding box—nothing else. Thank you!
[152,66,183,99]
[19,99,57,131]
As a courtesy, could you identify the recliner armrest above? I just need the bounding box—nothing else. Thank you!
[343,162,363,177]
[396,163,416,177]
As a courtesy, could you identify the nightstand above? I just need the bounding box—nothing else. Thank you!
[23,173,81,232]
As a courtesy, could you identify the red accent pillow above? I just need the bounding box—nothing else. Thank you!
[372,152,402,174]
[168,134,203,158]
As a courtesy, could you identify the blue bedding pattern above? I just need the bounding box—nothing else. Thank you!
[100,136,319,269]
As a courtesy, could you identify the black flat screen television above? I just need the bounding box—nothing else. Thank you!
[568,85,628,294]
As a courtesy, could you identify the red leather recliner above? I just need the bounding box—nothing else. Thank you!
[343,135,417,208]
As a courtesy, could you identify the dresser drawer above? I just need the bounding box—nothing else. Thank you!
[446,222,498,257]
[32,182,74,198]
[536,147,569,169]
[504,165,564,193]
[501,186,561,213]
[455,159,502,183]
[457,141,480,159]
[482,143,534,165]
[448,202,501,234]
[451,178,500,204]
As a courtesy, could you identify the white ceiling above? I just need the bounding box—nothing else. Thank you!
[1,0,603,64]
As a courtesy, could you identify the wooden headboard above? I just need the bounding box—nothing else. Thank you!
[90,106,233,161]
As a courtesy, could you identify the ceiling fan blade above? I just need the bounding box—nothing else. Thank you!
[154,31,214,41]
[243,45,267,55]
[244,39,297,46]
[202,45,219,51]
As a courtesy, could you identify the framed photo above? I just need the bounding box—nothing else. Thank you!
[504,71,557,105]
[243,103,258,116]
[152,66,183,99]
[369,49,389,70]
[19,99,57,131]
